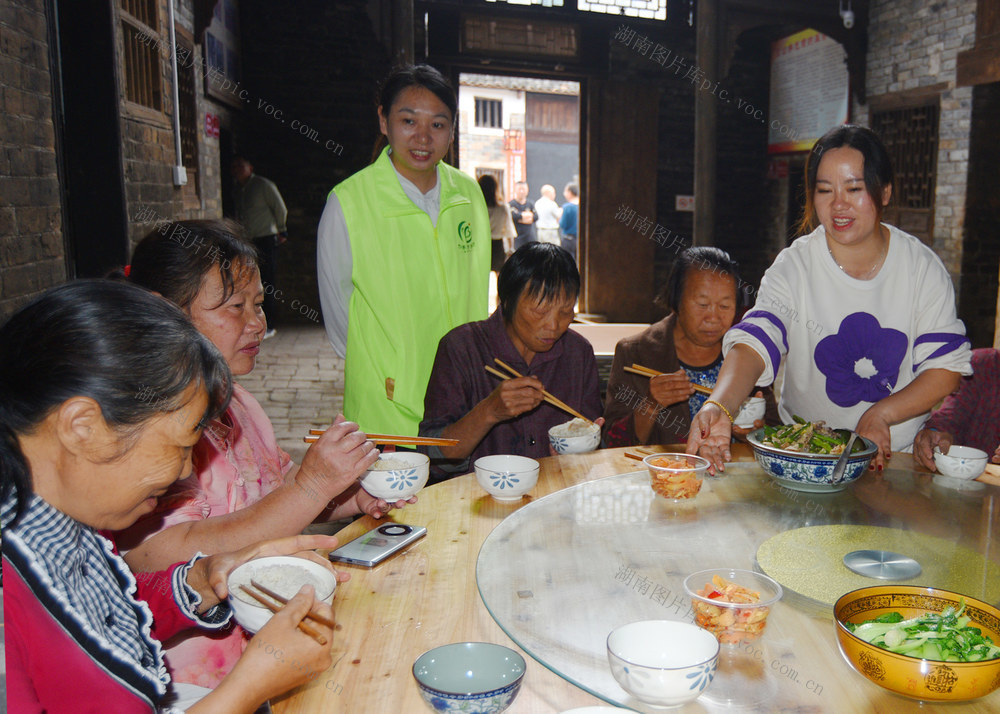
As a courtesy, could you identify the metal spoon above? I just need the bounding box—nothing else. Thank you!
[830,432,860,484]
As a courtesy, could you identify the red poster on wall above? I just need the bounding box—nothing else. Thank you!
[205,113,220,138]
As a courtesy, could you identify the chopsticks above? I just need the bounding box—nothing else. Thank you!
[238,580,334,645]
[624,446,657,462]
[624,364,714,396]
[303,429,459,446]
[486,358,594,425]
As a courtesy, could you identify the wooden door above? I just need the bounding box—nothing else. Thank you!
[581,79,659,323]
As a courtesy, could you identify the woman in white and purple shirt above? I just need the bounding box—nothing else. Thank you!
[688,125,971,472]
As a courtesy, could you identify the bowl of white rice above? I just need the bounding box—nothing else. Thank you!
[227,555,337,633]
[548,417,601,454]
[359,450,430,500]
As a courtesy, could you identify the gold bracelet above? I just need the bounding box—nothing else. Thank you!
[704,399,734,424]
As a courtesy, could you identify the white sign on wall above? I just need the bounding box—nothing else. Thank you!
[768,29,849,154]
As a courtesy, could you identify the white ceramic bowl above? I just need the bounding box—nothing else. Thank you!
[548,418,601,454]
[413,642,526,713]
[607,620,719,708]
[933,445,988,480]
[474,455,539,501]
[227,555,337,633]
[360,451,430,500]
[733,396,766,429]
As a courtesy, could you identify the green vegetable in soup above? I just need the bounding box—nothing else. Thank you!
[845,600,1000,662]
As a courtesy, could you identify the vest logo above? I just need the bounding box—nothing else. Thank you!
[457,221,474,252]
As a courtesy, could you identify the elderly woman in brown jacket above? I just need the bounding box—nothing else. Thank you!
[604,247,778,447]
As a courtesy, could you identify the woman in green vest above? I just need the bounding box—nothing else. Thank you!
[317,64,490,436]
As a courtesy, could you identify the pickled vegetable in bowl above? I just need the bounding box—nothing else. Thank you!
[683,569,783,645]
[642,453,709,501]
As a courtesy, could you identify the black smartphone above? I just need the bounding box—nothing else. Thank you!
[327,523,427,567]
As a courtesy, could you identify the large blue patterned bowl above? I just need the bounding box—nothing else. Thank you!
[747,427,877,493]
[413,642,526,713]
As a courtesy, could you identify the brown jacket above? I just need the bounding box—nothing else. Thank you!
[602,314,779,447]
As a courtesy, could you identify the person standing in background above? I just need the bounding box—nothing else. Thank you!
[534,184,563,245]
[316,64,490,437]
[559,182,580,263]
[232,155,287,339]
[479,174,517,273]
[508,181,537,249]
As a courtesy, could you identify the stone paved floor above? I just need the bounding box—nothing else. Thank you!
[237,324,345,465]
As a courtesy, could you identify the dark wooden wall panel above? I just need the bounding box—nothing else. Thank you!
[582,79,659,323]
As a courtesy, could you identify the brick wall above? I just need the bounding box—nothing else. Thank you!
[853,0,977,286]
[120,2,230,249]
[0,0,66,321]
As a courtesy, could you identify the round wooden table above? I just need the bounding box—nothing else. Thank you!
[270,445,1000,713]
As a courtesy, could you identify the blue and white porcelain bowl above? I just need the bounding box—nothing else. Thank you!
[412,642,526,713]
[360,451,430,500]
[607,620,719,708]
[933,445,988,480]
[474,455,539,501]
[548,418,601,454]
[747,427,877,493]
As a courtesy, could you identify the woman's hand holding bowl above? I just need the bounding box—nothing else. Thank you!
[355,487,417,520]
[913,427,953,471]
[185,534,349,612]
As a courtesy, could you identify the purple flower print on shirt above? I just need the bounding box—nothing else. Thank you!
[814,312,907,407]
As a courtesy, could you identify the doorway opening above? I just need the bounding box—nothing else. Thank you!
[457,73,581,311]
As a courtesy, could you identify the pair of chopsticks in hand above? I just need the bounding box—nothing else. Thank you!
[303,430,459,447]
[238,580,335,645]
[623,363,714,396]
[484,358,594,425]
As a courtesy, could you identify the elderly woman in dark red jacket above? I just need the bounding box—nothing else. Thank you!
[604,247,778,447]
[419,243,603,480]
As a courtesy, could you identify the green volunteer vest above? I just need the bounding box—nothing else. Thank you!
[335,148,490,435]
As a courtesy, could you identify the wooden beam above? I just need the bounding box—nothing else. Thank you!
[693,0,719,246]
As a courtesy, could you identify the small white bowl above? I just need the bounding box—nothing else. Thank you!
[607,620,719,708]
[548,418,601,454]
[360,451,430,500]
[227,555,337,633]
[413,642,526,713]
[733,396,766,429]
[474,455,539,501]
[933,445,988,480]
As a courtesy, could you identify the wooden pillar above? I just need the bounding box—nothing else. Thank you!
[393,0,414,64]
[693,0,718,246]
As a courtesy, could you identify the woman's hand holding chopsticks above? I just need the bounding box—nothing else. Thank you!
[433,372,547,462]
[223,585,336,706]
[296,415,379,506]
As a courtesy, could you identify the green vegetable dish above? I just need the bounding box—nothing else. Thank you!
[845,600,1000,662]
[759,416,859,455]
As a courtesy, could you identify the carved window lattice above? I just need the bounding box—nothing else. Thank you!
[871,104,939,210]
[120,0,162,111]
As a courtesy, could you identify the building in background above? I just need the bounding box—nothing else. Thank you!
[458,74,579,205]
